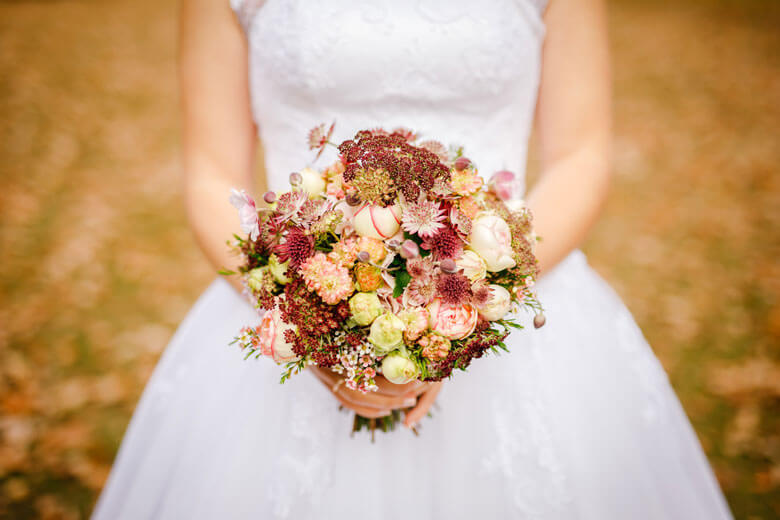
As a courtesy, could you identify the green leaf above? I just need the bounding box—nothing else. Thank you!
[393,270,412,298]
[218,268,237,276]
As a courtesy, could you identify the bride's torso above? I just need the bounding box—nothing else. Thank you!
[231,0,547,195]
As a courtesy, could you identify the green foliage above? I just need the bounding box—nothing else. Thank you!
[393,270,412,298]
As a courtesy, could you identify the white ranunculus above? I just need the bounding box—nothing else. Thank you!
[381,352,419,385]
[353,204,402,240]
[299,167,326,198]
[455,250,487,282]
[476,284,512,321]
[468,213,516,272]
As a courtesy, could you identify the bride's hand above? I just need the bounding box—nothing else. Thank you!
[309,366,438,424]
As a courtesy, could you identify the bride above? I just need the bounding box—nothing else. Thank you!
[93,0,734,518]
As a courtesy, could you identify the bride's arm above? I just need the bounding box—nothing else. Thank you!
[180,0,257,292]
[179,0,423,416]
[526,0,612,275]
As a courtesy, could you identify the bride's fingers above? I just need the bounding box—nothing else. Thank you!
[311,367,417,410]
[331,392,391,419]
[404,382,443,428]
[337,386,418,410]
[311,367,424,398]
[373,376,426,397]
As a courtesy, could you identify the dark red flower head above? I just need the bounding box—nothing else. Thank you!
[422,225,463,260]
[436,272,472,305]
[275,227,314,268]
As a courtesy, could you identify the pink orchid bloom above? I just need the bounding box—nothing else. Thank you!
[229,189,260,240]
[488,170,518,201]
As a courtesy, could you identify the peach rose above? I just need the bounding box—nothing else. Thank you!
[257,308,298,363]
[427,298,479,340]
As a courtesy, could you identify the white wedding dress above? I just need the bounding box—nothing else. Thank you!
[93,1,734,518]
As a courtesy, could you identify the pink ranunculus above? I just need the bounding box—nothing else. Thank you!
[427,298,479,340]
[229,189,260,240]
[257,308,298,363]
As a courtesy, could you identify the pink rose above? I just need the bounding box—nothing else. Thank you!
[229,189,260,240]
[427,298,479,340]
[257,308,298,363]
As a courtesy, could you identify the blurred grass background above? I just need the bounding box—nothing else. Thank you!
[0,0,778,518]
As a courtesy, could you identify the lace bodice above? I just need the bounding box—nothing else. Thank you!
[231,0,547,198]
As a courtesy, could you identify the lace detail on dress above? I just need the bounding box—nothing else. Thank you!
[481,396,571,518]
[232,0,546,195]
[266,379,340,518]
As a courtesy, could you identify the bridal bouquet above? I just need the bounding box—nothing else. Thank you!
[226,124,544,434]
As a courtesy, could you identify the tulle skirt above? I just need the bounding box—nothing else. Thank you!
[92,250,733,519]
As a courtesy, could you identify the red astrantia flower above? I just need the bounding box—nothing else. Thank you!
[406,256,435,280]
[308,121,335,159]
[401,197,446,238]
[422,225,463,260]
[275,227,314,268]
[436,272,472,305]
[471,281,492,307]
[418,139,449,163]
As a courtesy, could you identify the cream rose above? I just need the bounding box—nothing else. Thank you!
[381,352,419,385]
[257,308,298,364]
[455,250,487,282]
[476,284,512,321]
[468,213,516,272]
[353,204,402,240]
[349,292,383,326]
[368,313,406,354]
[427,298,479,340]
[299,167,326,198]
